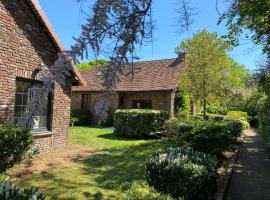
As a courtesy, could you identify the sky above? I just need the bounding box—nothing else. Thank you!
[39,0,264,71]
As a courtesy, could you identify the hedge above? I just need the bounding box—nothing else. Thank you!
[145,147,217,199]
[226,111,248,121]
[114,109,169,138]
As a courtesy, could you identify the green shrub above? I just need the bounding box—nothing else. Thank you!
[70,110,91,126]
[114,109,169,138]
[145,147,217,199]
[226,111,248,121]
[0,180,45,200]
[101,109,114,127]
[175,87,190,119]
[225,120,243,137]
[0,124,32,172]
[125,181,174,200]
[182,121,231,158]
[164,118,180,137]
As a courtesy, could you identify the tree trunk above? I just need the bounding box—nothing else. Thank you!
[191,99,196,116]
[203,97,206,120]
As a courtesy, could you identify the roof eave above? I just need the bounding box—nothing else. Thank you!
[27,0,86,86]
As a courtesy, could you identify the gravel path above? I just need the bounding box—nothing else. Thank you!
[226,129,270,200]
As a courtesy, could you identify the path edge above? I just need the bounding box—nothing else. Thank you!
[214,145,241,200]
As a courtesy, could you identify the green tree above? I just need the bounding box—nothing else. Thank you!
[76,59,107,71]
[219,0,270,54]
[176,29,245,119]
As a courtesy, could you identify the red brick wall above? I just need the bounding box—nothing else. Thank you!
[0,0,71,152]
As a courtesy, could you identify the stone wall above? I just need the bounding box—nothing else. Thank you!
[0,0,71,152]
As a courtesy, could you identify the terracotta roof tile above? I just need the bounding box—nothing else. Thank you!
[73,55,186,92]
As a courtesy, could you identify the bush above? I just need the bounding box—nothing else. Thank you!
[164,118,180,137]
[0,124,32,172]
[124,182,174,200]
[101,109,114,127]
[226,111,248,121]
[0,180,45,200]
[70,110,91,126]
[114,109,169,138]
[175,87,190,119]
[225,120,243,137]
[145,147,217,199]
[182,121,231,157]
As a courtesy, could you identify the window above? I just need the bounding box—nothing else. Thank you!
[81,94,91,110]
[132,100,152,109]
[14,78,52,132]
[119,95,125,108]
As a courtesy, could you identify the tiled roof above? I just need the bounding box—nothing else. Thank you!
[26,0,86,86]
[72,55,187,92]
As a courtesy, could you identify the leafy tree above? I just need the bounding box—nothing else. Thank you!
[176,30,245,119]
[76,59,107,71]
[219,0,270,54]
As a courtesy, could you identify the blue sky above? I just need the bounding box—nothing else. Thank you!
[39,0,263,70]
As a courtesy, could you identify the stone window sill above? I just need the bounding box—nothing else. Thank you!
[32,131,52,138]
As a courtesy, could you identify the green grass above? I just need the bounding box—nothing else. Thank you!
[15,127,169,200]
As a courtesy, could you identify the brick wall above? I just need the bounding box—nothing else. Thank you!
[71,91,118,123]
[0,0,71,152]
[71,90,175,122]
[120,91,175,116]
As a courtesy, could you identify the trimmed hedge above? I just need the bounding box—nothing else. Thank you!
[114,109,169,138]
[0,124,32,172]
[226,111,248,121]
[145,147,217,199]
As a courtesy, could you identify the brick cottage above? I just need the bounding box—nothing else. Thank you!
[0,0,85,152]
[72,55,187,122]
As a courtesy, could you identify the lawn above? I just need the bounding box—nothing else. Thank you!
[12,127,169,200]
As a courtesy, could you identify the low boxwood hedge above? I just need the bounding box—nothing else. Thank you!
[114,109,169,138]
[145,147,217,199]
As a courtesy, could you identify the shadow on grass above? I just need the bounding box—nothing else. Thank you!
[97,132,141,141]
[23,141,169,200]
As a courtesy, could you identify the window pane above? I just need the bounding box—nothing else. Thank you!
[15,94,23,105]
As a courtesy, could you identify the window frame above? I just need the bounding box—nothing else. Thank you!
[14,77,53,132]
[81,94,91,110]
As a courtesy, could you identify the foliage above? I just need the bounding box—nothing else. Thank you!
[114,109,169,138]
[175,29,248,119]
[227,93,245,111]
[0,180,45,200]
[182,120,231,158]
[164,118,180,137]
[124,181,174,200]
[206,103,227,115]
[145,147,217,199]
[219,0,270,53]
[76,59,107,71]
[101,109,114,127]
[0,124,32,172]
[257,96,270,149]
[175,85,190,119]
[164,118,194,140]
[226,111,248,121]
[70,110,91,126]
[0,174,8,182]
[225,120,243,138]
